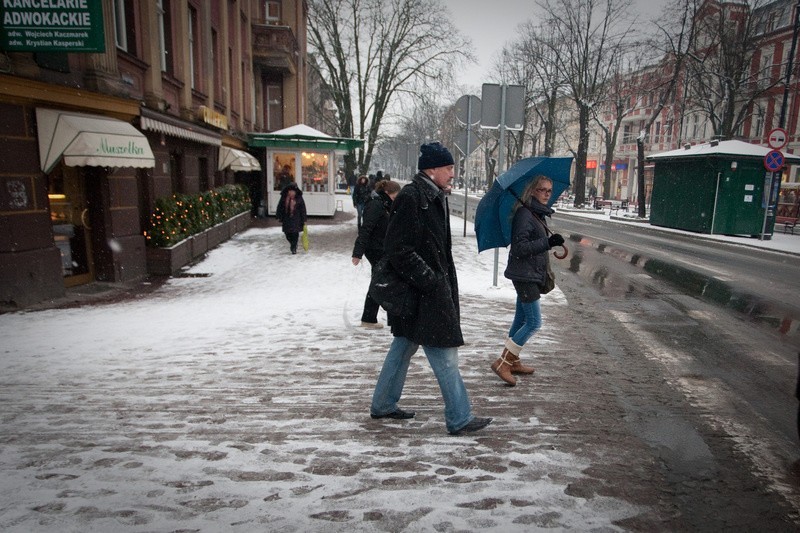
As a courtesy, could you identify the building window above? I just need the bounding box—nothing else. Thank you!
[212,29,222,103]
[157,0,173,73]
[189,6,198,89]
[622,123,634,144]
[113,0,136,53]
[266,1,281,24]
[266,82,283,131]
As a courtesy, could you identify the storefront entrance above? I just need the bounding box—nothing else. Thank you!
[48,166,94,287]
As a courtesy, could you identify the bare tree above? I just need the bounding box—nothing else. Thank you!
[307,0,472,178]
[510,21,570,157]
[632,0,696,218]
[685,0,779,141]
[592,57,637,200]
[538,0,634,207]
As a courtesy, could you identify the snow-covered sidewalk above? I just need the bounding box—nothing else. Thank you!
[0,206,653,532]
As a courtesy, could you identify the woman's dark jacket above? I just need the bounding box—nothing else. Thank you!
[275,184,307,234]
[352,182,371,206]
[504,198,554,286]
[385,173,462,347]
[352,190,391,259]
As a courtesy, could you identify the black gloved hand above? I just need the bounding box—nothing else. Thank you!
[548,233,565,248]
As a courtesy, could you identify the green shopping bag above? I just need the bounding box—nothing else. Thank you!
[301,224,309,251]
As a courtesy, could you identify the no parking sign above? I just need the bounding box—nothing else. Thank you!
[764,149,785,172]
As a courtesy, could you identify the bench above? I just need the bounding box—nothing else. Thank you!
[776,216,797,235]
[594,199,613,210]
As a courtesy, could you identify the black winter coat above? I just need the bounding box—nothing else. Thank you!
[385,173,463,347]
[504,198,554,286]
[352,191,391,259]
[352,183,371,206]
[275,184,307,234]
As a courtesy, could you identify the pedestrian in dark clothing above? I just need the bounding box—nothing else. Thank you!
[352,180,401,329]
[491,175,564,386]
[370,141,492,436]
[351,175,372,227]
[275,183,307,254]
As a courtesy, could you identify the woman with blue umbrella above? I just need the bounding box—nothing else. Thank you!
[491,175,564,386]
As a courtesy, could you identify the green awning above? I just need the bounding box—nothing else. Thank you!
[248,124,363,152]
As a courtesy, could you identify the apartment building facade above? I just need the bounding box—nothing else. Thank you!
[591,0,800,204]
[0,1,308,308]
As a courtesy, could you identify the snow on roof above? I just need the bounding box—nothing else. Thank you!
[646,139,800,163]
[268,124,333,138]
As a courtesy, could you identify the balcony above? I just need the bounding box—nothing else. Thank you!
[252,23,298,75]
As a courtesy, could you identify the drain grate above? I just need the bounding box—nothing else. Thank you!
[173,272,212,278]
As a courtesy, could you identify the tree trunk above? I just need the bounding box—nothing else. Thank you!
[573,105,589,207]
[603,143,614,200]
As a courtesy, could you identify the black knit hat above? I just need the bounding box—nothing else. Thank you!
[418,142,454,170]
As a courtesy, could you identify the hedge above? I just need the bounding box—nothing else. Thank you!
[144,184,250,248]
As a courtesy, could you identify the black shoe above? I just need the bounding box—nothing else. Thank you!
[450,417,492,435]
[371,409,416,420]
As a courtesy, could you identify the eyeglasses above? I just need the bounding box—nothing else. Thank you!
[535,188,553,194]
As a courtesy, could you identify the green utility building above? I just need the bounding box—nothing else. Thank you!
[646,140,800,236]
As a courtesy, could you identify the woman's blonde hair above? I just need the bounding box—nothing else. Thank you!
[517,175,553,209]
[375,180,401,194]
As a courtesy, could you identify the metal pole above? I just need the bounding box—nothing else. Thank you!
[463,100,473,237]
[763,0,800,240]
[493,84,507,287]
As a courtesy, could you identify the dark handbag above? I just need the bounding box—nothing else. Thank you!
[368,256,419,317]
[541,259,556,294]
[530,210,556,294]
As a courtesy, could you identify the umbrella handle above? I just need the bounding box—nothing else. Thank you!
[553,245,568,260]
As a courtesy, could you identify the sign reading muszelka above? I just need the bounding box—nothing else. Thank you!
[99,138,146,156]
[1,0,105,53]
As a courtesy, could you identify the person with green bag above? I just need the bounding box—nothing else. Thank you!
[275,183,307,255]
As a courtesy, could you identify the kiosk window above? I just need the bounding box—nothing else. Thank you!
[273,153,296,191]
[301,152,328,192]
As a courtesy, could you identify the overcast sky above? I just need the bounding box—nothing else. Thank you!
[443,0,665,92]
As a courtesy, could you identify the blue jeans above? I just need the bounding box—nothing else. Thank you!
[508,297,542,346]
[356,203,365,227]
[371,336,473,433]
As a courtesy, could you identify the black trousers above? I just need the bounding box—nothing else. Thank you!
[285,231,299,252]
[361,250,382,322]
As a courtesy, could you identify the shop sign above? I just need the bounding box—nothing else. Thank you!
[611,162,628,171]
[199,106,228,130]
[98,137,147,156]
[1,1,105,53]
[586,159,597,169]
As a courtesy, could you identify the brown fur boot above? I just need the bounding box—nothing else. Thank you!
[508,352,535,374]
[491,348,516,386]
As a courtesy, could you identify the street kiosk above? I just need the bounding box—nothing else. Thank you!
[248,125,363,216]
[646,139,800,236]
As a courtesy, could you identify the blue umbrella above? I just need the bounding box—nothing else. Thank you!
[475,156,573,252]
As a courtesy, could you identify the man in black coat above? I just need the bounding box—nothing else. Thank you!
[369,142,492,436]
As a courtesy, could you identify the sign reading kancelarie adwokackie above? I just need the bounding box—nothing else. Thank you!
[1,0,105,53]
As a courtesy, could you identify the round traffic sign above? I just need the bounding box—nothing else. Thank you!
[767,128,788,149]
[455,95,481,126]
[764,149,785,171]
